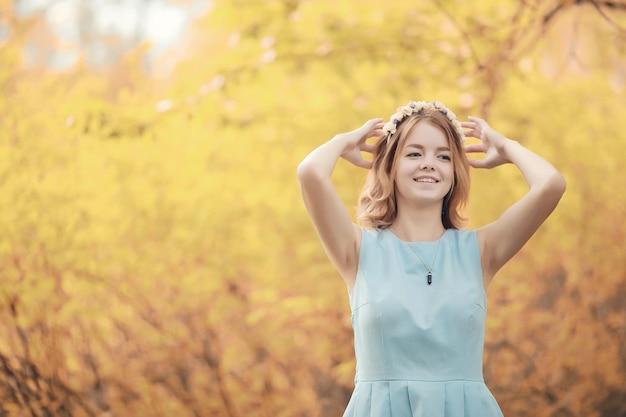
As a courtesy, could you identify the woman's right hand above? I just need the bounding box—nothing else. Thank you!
[337,118,385,169]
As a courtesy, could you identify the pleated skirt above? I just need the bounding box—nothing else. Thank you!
[342,380,504,417]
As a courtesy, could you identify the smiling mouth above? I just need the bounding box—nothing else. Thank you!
[414,177,439,183]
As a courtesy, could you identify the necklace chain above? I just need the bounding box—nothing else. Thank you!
[408,241,441,285]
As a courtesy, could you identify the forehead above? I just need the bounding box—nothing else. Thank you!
[403,121,449,148]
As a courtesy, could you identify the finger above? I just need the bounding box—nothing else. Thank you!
[361,143,376,153]
[353,159,373,169]
[361,129,383,143]
[463,130,482,139]
[467,116,485,123]
[464,143,486,153]
[460,122,476,128]
[360,123,385,139]
[364,118,384,128]
[467,158,488,169]
[372,122,385,131]
[370,131,386,143]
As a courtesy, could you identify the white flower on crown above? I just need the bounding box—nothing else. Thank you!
[382,100,466,143]
[400,106,413,117]
[383,121,397,135]
[391,112,404,123]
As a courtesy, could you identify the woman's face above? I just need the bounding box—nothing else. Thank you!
[394,120,454,208]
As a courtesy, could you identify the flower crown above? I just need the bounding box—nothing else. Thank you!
[382,101,465,143]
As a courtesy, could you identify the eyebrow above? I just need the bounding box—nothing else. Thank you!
[405,144,450,151]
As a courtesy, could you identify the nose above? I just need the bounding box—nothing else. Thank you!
[419,160,434,170]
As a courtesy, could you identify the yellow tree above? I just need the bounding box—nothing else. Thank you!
[0,0,625,416]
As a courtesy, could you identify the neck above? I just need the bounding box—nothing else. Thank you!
[390,205,445,242]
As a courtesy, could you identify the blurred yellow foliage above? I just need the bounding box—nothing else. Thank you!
[0,1,625,416]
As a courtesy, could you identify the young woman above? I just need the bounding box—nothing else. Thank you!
[297,101,566,417]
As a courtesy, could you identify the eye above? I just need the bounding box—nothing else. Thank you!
[438,154,451,161]
[407,152,422,157]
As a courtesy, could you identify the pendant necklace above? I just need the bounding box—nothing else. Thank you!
[408,240,441,285]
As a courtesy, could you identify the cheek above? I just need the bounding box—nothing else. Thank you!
[395,160,411,176]
[394,164,414,188]
[445,163,455,178]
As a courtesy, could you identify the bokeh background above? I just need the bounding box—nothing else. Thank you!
[1,0,625,416]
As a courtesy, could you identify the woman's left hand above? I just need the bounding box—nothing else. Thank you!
[462,116,512,169]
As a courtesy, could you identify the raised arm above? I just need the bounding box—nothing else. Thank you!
[297,119,384,287]
[464,117,566,287]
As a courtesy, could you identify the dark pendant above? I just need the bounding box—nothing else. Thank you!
[427,272,432,285]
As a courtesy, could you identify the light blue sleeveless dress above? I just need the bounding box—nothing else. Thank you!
[343,228,504,417]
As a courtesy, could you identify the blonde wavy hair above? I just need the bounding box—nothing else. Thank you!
[357,108,471,229]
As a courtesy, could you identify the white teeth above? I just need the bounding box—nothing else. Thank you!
[415,178,437,183]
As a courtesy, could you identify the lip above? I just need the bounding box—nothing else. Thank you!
[413,176,439,183]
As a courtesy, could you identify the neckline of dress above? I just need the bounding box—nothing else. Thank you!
[385,227,449,244]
